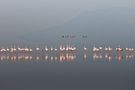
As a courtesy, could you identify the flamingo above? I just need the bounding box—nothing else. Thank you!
[50,47,54,51]
[84,47,87,51]
[93,45,99,52]
[36,47,40,51]
[116,47,123,51]
[45,46,49,51]
[60,45,65,51]
[1,47,6,52]
[54,48,58,51]
[105,46,112,51]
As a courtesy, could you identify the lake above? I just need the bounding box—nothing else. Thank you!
[0,44,135,90]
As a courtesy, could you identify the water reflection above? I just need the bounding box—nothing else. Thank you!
[0,45,134,63]
[93,47,135,63]
[0,51,134,63]
[0,53,32,61]
[59,52,76,62]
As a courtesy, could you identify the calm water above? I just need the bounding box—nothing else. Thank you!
[0,44,135,90]
[1,6,135,90]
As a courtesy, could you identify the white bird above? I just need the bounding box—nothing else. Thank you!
[108,46,112,51]
[45,46,49,51]
[36,48,40,51]
[72,47,76,51]
[50,47,54,51]
[6,48,10,51]
[60,45,65,51]
[93,46,99,52]
[1,47,6,52]
[105,46,112,51]
[84,47,87,51]
[99,47,103,50]
[54,48,58,51]
[66,44,69,51]
[24,47,29,52]
[116,47,123,51]
[29,48,33,52]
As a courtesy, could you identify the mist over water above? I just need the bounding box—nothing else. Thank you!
[0,0,135,89]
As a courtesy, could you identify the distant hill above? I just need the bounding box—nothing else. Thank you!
[20,7,135,46]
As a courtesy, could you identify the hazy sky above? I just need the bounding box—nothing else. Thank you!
[0,0,135,35]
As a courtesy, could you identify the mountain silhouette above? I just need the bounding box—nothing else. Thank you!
[21,7,135,46]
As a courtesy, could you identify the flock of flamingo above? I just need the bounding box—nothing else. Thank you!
[0,44,77,52]
[0,44,134,52]
[0,44,134,63]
